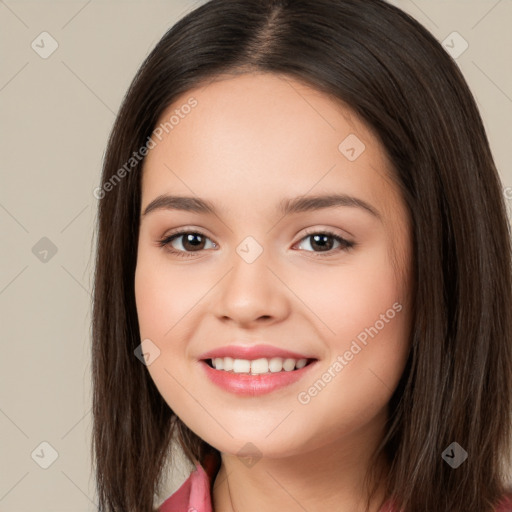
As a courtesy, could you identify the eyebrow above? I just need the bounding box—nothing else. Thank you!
[141,193,382,220]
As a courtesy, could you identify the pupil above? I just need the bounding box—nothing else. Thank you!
[311,234,332,251]
[184,233,204,250]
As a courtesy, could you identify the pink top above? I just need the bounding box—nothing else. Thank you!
[158,457,512,512]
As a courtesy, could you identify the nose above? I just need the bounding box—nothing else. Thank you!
[212,246,292,328]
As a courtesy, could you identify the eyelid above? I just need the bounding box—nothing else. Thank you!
[159,225,352,242]
[159,226,213,241]
[298,226,353,243]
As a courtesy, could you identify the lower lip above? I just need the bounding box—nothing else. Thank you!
[200,360,317,396]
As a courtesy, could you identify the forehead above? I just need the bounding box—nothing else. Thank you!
[141,72,400,223]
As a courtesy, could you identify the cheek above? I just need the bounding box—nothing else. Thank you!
[134,248,198,342]
[300,244,405,347]
[134,252,199,414]
[134,263,168,339]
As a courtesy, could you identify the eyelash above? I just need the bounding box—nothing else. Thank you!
[157,228,356,259]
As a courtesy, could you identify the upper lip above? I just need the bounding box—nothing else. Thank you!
[198,344,315,361]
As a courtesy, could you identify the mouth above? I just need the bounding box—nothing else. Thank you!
[203,356,316,375]
[198,346,319,396]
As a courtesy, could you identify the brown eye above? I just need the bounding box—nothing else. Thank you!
[295,230,355,255]
[176,233,207,251]
[158,231,216,257]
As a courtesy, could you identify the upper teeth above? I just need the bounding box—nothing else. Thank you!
[211,357,308,374]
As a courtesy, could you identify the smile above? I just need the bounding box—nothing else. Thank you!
[207,356,311,374]
[198,345,319,396]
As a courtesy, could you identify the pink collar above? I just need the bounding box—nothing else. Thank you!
[159,462,213,512]
[159,453,219,512]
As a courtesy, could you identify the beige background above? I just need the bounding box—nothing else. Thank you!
[0,0,511,510]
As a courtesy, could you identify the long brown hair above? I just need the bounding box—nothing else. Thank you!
[91,1,512,510]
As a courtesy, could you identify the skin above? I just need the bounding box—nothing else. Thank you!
[135,72,413,512]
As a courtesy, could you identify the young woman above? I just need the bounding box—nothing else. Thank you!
[91,1,512,511]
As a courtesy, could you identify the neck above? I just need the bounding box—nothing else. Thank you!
[211,411,390,512]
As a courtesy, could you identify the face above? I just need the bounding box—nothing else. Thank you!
[135,72,413,459]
